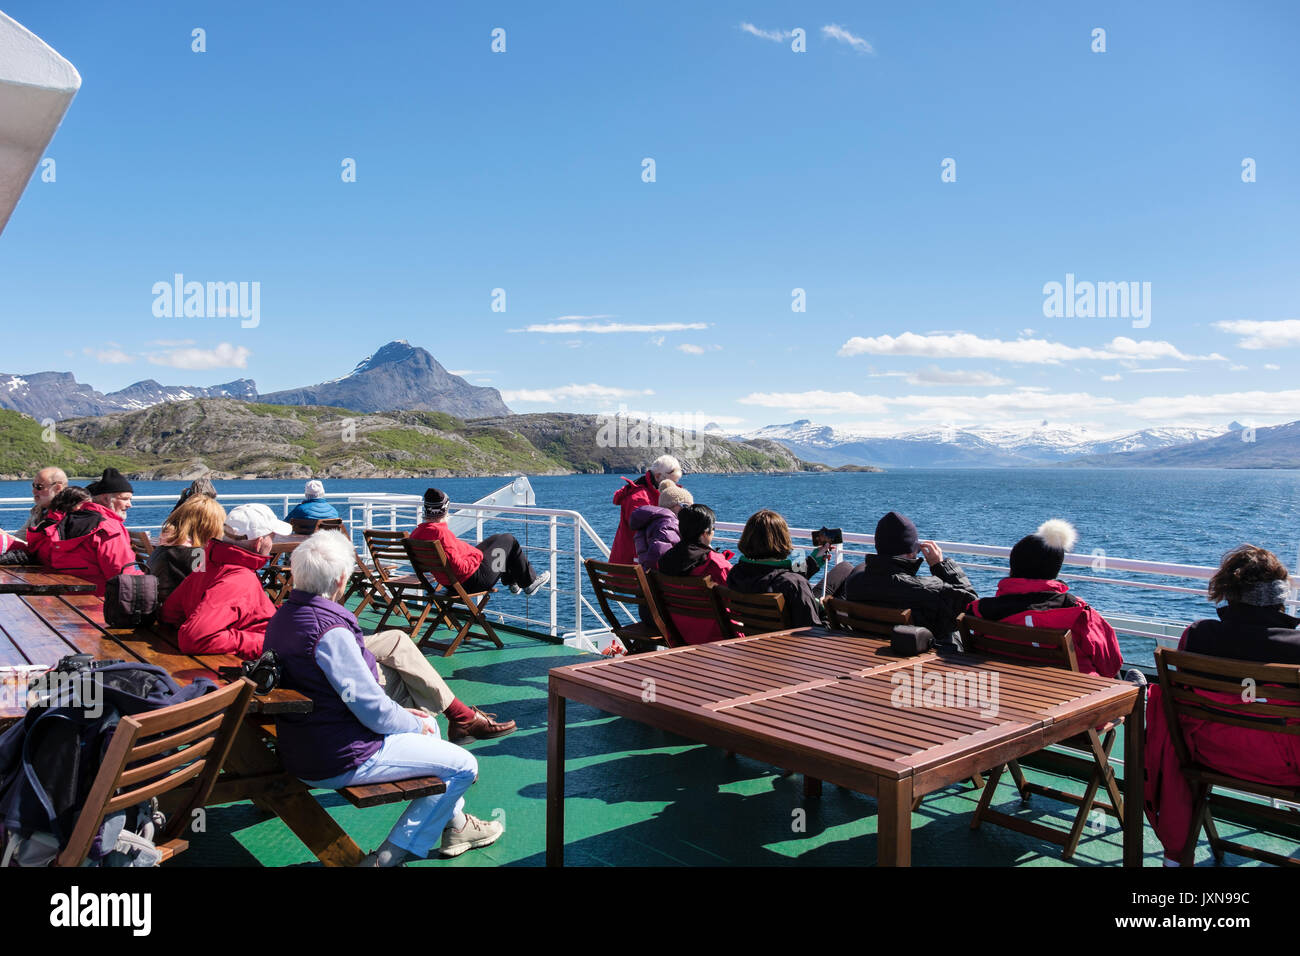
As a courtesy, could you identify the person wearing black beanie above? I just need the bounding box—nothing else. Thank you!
[830,510,978,644]
[966,519,1122,678]
[87,467,134,519]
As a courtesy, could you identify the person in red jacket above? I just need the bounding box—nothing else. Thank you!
[21,486,90,566]
[161,502,285,659]
[1144,544,1300,866]
[410,488,549,595]
[46,470,142,598]
[658,504,735,645]
[609,454,682,565]
[966,519,1122,678]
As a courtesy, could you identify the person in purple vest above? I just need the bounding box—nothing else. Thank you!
[265,531,504,865]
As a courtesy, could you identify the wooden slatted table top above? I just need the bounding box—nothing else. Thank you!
[0,566,96,595]
[0,591,310,726]
[549,628,1137,783]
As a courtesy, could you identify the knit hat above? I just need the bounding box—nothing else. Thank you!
[1009,519,1078,580]
[87,467,132,496]
[304,479,325,499]
[875,511,919,556]
[423,487,450,517]
[657,479,694,511]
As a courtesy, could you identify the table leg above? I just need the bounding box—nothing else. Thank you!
[1123,686,1146,867]
[877,776,913,866]
[546,689,566,867]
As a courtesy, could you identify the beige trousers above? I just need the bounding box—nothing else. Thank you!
[363,629,455,715]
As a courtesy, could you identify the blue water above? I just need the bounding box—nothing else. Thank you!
[5,469,1299,665]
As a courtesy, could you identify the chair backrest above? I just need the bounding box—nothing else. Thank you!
[824,597,910,636]
[584,559,668,642]
[714,585,790,639]
[648,571,729,646]
[364,530,411,582]
[290,517,345,536]
[128,530,153,570]
[958,613,1076,670]
[56,678,256,867]
[1155,647,1300,772]
[404,538,463,592]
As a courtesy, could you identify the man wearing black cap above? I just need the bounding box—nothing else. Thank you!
[46,468,141,597]
[410,488,550,596]
[87,466,134,519]
[834,510,978,644]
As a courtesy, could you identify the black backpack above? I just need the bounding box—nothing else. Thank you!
[104,573,160,627]
[0,656,215,866]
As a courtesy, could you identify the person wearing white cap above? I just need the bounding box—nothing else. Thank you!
[286,479,340,524]
[161,503,292,659]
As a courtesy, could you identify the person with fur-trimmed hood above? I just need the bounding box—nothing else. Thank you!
[629,479,692,570]
[966,519,1122,678]
[610,455,682,565]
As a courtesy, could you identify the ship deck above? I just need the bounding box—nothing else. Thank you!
[172,599,1294,868]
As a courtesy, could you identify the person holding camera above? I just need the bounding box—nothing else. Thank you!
[726,509,831,628]
[834,511,977,644]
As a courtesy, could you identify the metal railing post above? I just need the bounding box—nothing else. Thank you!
[549,515,558,637]
[573,518,582,641]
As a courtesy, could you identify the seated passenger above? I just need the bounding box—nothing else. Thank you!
[832,511,977,644]
[726,509,830,629]
[410,488,549,595]
[149,494,227,604]
[610,454,682,565]
[285,479,339,524]
[629,479,692,570]
[46,470,141,597]
[168,476,218,516]
[966,519,1122,677]
[265,531,504,866]
[18,466,67,535]
[659,504,734,644]
[1144,544,1300,866]
[24,486,90,566]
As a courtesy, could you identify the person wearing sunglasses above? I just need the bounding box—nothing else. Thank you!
[20,467,67,534]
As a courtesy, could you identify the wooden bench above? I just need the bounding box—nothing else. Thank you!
[340,777,448,808]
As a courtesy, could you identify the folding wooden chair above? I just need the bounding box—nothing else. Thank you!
[712,585,789,639]
[259,541,300,605]
[1155,647,1300,867]
[364,529,415,626]
[56,678,255,866]
[128,530,154,572]
[390,538,503,657]
[960,614,1125,859]
[585,559,672,652]
[289,517,344,536]
[646,571,734,646]
[823,597,910,636]
[295,520,384,617]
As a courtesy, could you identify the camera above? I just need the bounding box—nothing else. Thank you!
[811,527,844,548]
[219,650,283,695]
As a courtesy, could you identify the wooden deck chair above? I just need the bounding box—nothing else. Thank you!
[128,530,154,572]
[584,559,671,652]
[1155,647,1300,867]
[289,517,344,536]
[396,538,503,657]
[960,613,1125,859]
[55,678,255,866]
[712,585,789,639]
[259,541,300,605]
[295,519,385,617]
[647,571,731,646]
[823,597,910,636]
[364,529,416,626]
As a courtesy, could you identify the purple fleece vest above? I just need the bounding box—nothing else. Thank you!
[264,590,383,781]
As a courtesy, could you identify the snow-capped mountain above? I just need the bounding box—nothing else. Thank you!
[0,371,258,422]
[738,419,1231,467]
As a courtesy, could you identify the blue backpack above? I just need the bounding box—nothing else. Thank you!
[0,657,216,866]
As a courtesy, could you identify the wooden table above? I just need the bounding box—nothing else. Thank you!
[546,627,1143,866]
[0,591,368,866]
[0,567,95,595]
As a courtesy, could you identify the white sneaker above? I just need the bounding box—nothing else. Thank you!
[440,813,504,857]
[523,570,550,596]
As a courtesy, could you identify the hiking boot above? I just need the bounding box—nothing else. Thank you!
[523,570,551,596]
[447,707,516,743]
[440,813,503,858]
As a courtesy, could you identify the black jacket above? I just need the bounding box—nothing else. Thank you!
[726,558,824,629]
[146,545,202,605]
[1182,604,1300,664]
[839,554,977,641]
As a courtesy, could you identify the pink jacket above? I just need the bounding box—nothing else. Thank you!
[610,474,657,565]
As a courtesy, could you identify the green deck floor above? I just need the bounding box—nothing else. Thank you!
[174,605,1296,867]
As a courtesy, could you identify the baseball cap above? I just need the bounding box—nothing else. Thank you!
[225,503,293,539]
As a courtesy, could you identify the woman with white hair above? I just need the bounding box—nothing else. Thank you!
[264,531,503,865]
[609,454,682,565]
[285,479,340,523]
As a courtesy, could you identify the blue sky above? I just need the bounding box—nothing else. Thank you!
[2,0,1297,436]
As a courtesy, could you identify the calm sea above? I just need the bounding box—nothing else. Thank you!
[5,469,1298,665]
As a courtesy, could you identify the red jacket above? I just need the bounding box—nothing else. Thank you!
[21,510,63,565]
[967,577,1123,678]
[673,551,733,645]
[46,503,141,598]
[610,473,658,565]
[410,520,481,585]
[160,539,273,659]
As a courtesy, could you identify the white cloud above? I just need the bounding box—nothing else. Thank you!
[821,24,874,54]
[904,366,1010,386]
[512,321,708,335]
[1124,388,1300,422]
[650,336,665,347]
[1265,363,1281,370]
[838,331,1224,364]
[146,342,251,370]
[740,22,791,42]
[147,338,196,347]
[84,345,133,364]
[501,383,653,404]
[1101,373,1122,382]
[447,369,495,377]
[1214,319,1300,350]
[676,343,722,355]
[739,390,891,415]
[1127,367,1188,374]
